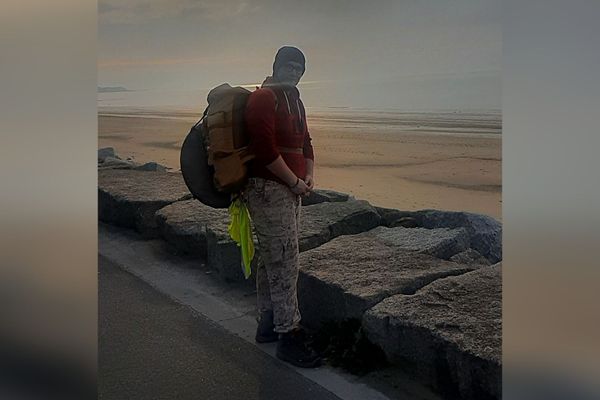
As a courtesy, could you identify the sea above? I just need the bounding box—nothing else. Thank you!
[98,89,502,136]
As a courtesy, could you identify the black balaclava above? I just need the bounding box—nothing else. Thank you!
[272,46,306,76]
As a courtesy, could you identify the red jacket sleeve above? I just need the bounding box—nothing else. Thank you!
[245,89,280,166]
[303,131,314,161]
[300,100,314,161]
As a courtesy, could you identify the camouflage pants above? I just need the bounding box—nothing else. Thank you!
[243,177,302,333]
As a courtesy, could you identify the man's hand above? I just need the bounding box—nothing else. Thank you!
[304,174,315,191]
[290,178,309,195]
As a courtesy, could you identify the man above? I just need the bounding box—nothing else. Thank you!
[243,46,320,368]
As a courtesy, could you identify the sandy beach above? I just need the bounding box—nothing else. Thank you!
[98,108,501,220]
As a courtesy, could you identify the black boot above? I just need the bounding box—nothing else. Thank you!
[255,310,278,343]
[276,329,322,368]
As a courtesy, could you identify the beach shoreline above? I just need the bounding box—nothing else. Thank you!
[98,109,502,220]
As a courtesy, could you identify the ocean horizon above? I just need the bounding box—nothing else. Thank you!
[98,104,501,136]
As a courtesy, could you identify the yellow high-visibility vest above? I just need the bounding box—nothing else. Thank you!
[228,197,254,279]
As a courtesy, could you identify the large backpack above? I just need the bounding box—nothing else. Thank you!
[180,83,256,208]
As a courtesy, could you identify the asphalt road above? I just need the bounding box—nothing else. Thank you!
[99,255,341,400]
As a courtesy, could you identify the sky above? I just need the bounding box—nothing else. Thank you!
[98,0,501,110]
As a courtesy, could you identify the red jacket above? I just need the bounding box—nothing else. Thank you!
[245,77,314,185]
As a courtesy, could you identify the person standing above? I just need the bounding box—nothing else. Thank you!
[243,46,320,368]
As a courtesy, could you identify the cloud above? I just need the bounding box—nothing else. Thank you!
[97,2,117,14]
[99,0,261,24]
[236,80,333,88]
[98,54,247,69]
[97,86,130,93]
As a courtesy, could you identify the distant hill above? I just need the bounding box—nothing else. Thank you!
[98,86,130,93]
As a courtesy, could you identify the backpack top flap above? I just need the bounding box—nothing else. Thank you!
[207,83,250,104]
[206,83,252,151]
[204,83,254,193]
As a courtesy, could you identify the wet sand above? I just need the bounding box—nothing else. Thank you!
[98,109,501,220]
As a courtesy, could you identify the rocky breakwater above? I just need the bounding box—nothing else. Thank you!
[156,199,258,282]
[297,210,501,399]
[297,226,480,325]
[98,147,169,172]
[98,155,502,399]
[98,169,192,238]
[98,149,189,238]
[363,264,502,400]
[154,196,380,282]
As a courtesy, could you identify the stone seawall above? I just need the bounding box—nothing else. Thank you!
[98,165,502,399]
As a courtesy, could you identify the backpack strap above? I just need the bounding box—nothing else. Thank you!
[263,88,279,113]
[193,106,209,129]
